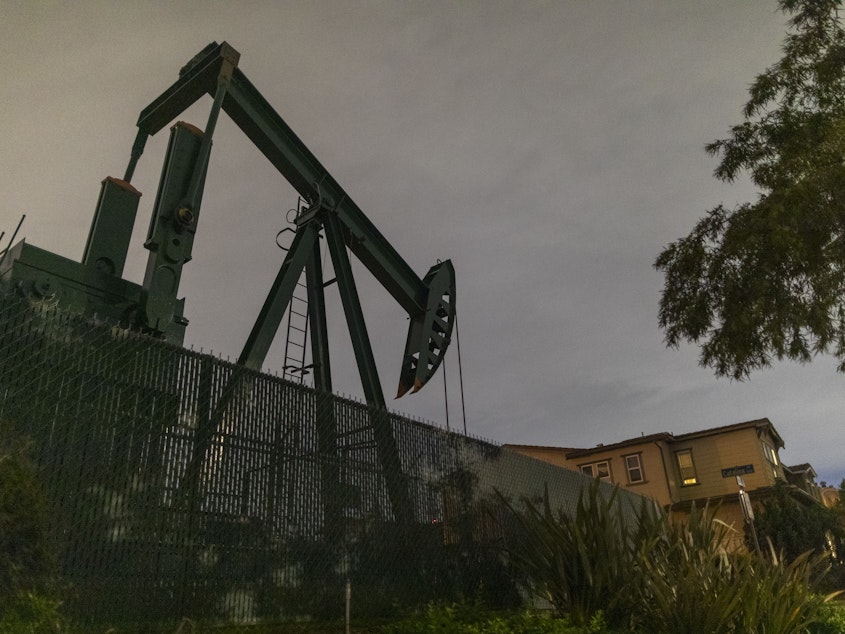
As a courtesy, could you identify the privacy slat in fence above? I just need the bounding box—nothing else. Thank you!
[0,291,641,625]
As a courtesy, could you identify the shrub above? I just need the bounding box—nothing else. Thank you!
[0,422,67,632]
[0,427,54,601]
[0,592,65,634]
[750,481,843,565]
[500,480,835,633]
[638,504,836,633]
[735,549,834,634]
[378,603,612,634]
[497,481,645,630]
[810,600,845,634]
[636,504,744,634]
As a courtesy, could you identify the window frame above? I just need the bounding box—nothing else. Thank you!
[580,460,612,483]
[623,453,645,484]
[761,441,778,466]
[675,449,698,486]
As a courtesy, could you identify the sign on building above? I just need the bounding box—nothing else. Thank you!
[721,464,755,478]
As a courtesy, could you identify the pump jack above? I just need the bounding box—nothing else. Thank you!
[132,41,455,402]
[0,42,455,529]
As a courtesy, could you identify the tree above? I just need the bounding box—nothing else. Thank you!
[655,0,845,379]
[749,482,842,563]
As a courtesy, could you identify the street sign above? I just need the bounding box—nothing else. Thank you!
[722,464,754,478]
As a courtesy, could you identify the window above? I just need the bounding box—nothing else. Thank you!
[676,449,698,486]
[761,441,780,479]
[624,453,644,484]
[580,461,611,483]
[762,441,778,466]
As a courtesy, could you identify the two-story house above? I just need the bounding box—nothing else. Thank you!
[506,418,815,550]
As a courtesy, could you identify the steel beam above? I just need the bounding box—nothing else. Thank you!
[324,212,413,526]
[239,222,319,371]
[305,240,332,393]
[131,42,427,316]
[323,212,384,408]
[222,76,427,316]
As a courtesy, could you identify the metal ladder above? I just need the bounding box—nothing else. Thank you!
[282,273,310,382]
[277,201,312,383]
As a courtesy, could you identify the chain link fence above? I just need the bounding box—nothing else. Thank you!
[0,291,641,626]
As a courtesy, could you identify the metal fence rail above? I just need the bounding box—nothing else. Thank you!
[0,291,640,625]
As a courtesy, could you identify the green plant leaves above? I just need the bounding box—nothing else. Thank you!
[656,0,845,379]
[498,481,833,633]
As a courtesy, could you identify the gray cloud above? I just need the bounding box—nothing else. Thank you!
[2,1,841,485]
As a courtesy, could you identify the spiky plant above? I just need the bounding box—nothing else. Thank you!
[500,483,837,633]
[497,481,640,629]
[638,505,837,634]
[636,503,744,634]
[735,546,839,634]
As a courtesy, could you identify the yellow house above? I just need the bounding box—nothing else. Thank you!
[506,418,811,549]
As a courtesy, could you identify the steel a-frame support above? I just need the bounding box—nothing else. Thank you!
[322,213,413,524]
[238,210,413,528]
[238,223,319,371]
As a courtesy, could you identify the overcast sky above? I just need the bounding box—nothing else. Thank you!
[2,1,843,485]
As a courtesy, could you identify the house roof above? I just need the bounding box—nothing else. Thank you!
[504,444,581,454]
[508,418,785,460]
[563,432,673,459]
[673,418,784,448]
[784,463,817,478]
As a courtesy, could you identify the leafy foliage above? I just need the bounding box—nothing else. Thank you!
[0,424,54,602]
[655,0,845,378]
[750,481,844,565]
[379,603,611,634]
[635,504,746,634]
[0,423,67,633]
[640,505,836,634]
[810,600,845,634]
[499,480,836,633]
[496,482,642,629]
[0,592,65,634]
[736,550,836,634]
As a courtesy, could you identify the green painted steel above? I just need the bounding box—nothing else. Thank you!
[82,177,141,277]
[398,260,456,397]
[0,293,642,626]
[305,243,332,392]
[2,41,456,414]
[141,122,207,337]
[238,223,320,370]
[128,40,457,397]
